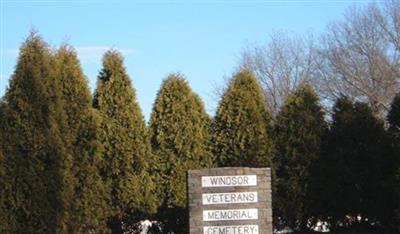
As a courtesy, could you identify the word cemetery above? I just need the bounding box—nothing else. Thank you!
[187,167,272,234]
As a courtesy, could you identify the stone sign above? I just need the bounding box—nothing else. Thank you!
[187,167,272,234]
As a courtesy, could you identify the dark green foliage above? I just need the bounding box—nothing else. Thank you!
[149,74,213,233]
[55,45,109,233]
[1,32,69,233]
[0,33,109,233]
[0,103,6,232]
[212,69,273,167]
[388,93,400,133]
[387,93,400,231]
[273,84,326,230]
[0,148,4,231]
[0,150,4,225]
[308,97,354,224]
[0,104,14,232]
[313,97,392,231]
[0,96,16,234]
[93,50,156,233]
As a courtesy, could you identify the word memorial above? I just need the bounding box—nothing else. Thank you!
[188,168,272,234]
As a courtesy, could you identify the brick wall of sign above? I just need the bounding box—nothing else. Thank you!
[187,167,273,234]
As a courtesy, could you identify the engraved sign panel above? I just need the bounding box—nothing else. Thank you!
[202,191,258,205]
[202,175,257,187]
[203,225,259,234]
[188,167,273,234]
[203,208,258,221]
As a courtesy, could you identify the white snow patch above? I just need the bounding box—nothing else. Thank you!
[139,220,153,234]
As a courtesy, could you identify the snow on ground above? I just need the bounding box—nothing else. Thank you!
[139,220,153,234]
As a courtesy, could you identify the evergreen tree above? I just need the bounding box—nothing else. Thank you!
[315,97,390,231]
[273,84,326,230]
[93,50,156,233]
[55,45,109,233]
[0,101,15,233]
[389,94,400,132]
[387,93,400,231]
[1,32,69,233]
[149,74,213,233]
[212,69,273,167]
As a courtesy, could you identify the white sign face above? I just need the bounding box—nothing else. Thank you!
[203,208,258,221]
[202,191,258,205]
[203,225,259,234]
[202,175,257,187]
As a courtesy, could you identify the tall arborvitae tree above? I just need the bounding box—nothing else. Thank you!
[55,45,109,233]
[93,50,156,233]
[0,101,15,233]
[212,69,273,167]
[1,32,69,233]
[149,74,213,233]
[387,93,400,231]
[314,97,390,231]
[273,84,326,231]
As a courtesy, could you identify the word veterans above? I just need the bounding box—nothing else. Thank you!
[203,192,258,205]
[204,225,259,234]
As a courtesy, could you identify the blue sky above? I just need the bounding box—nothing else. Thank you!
[0,0,369,121]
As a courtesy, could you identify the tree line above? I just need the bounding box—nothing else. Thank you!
[1,1,400,233]
[0,31,398,234]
